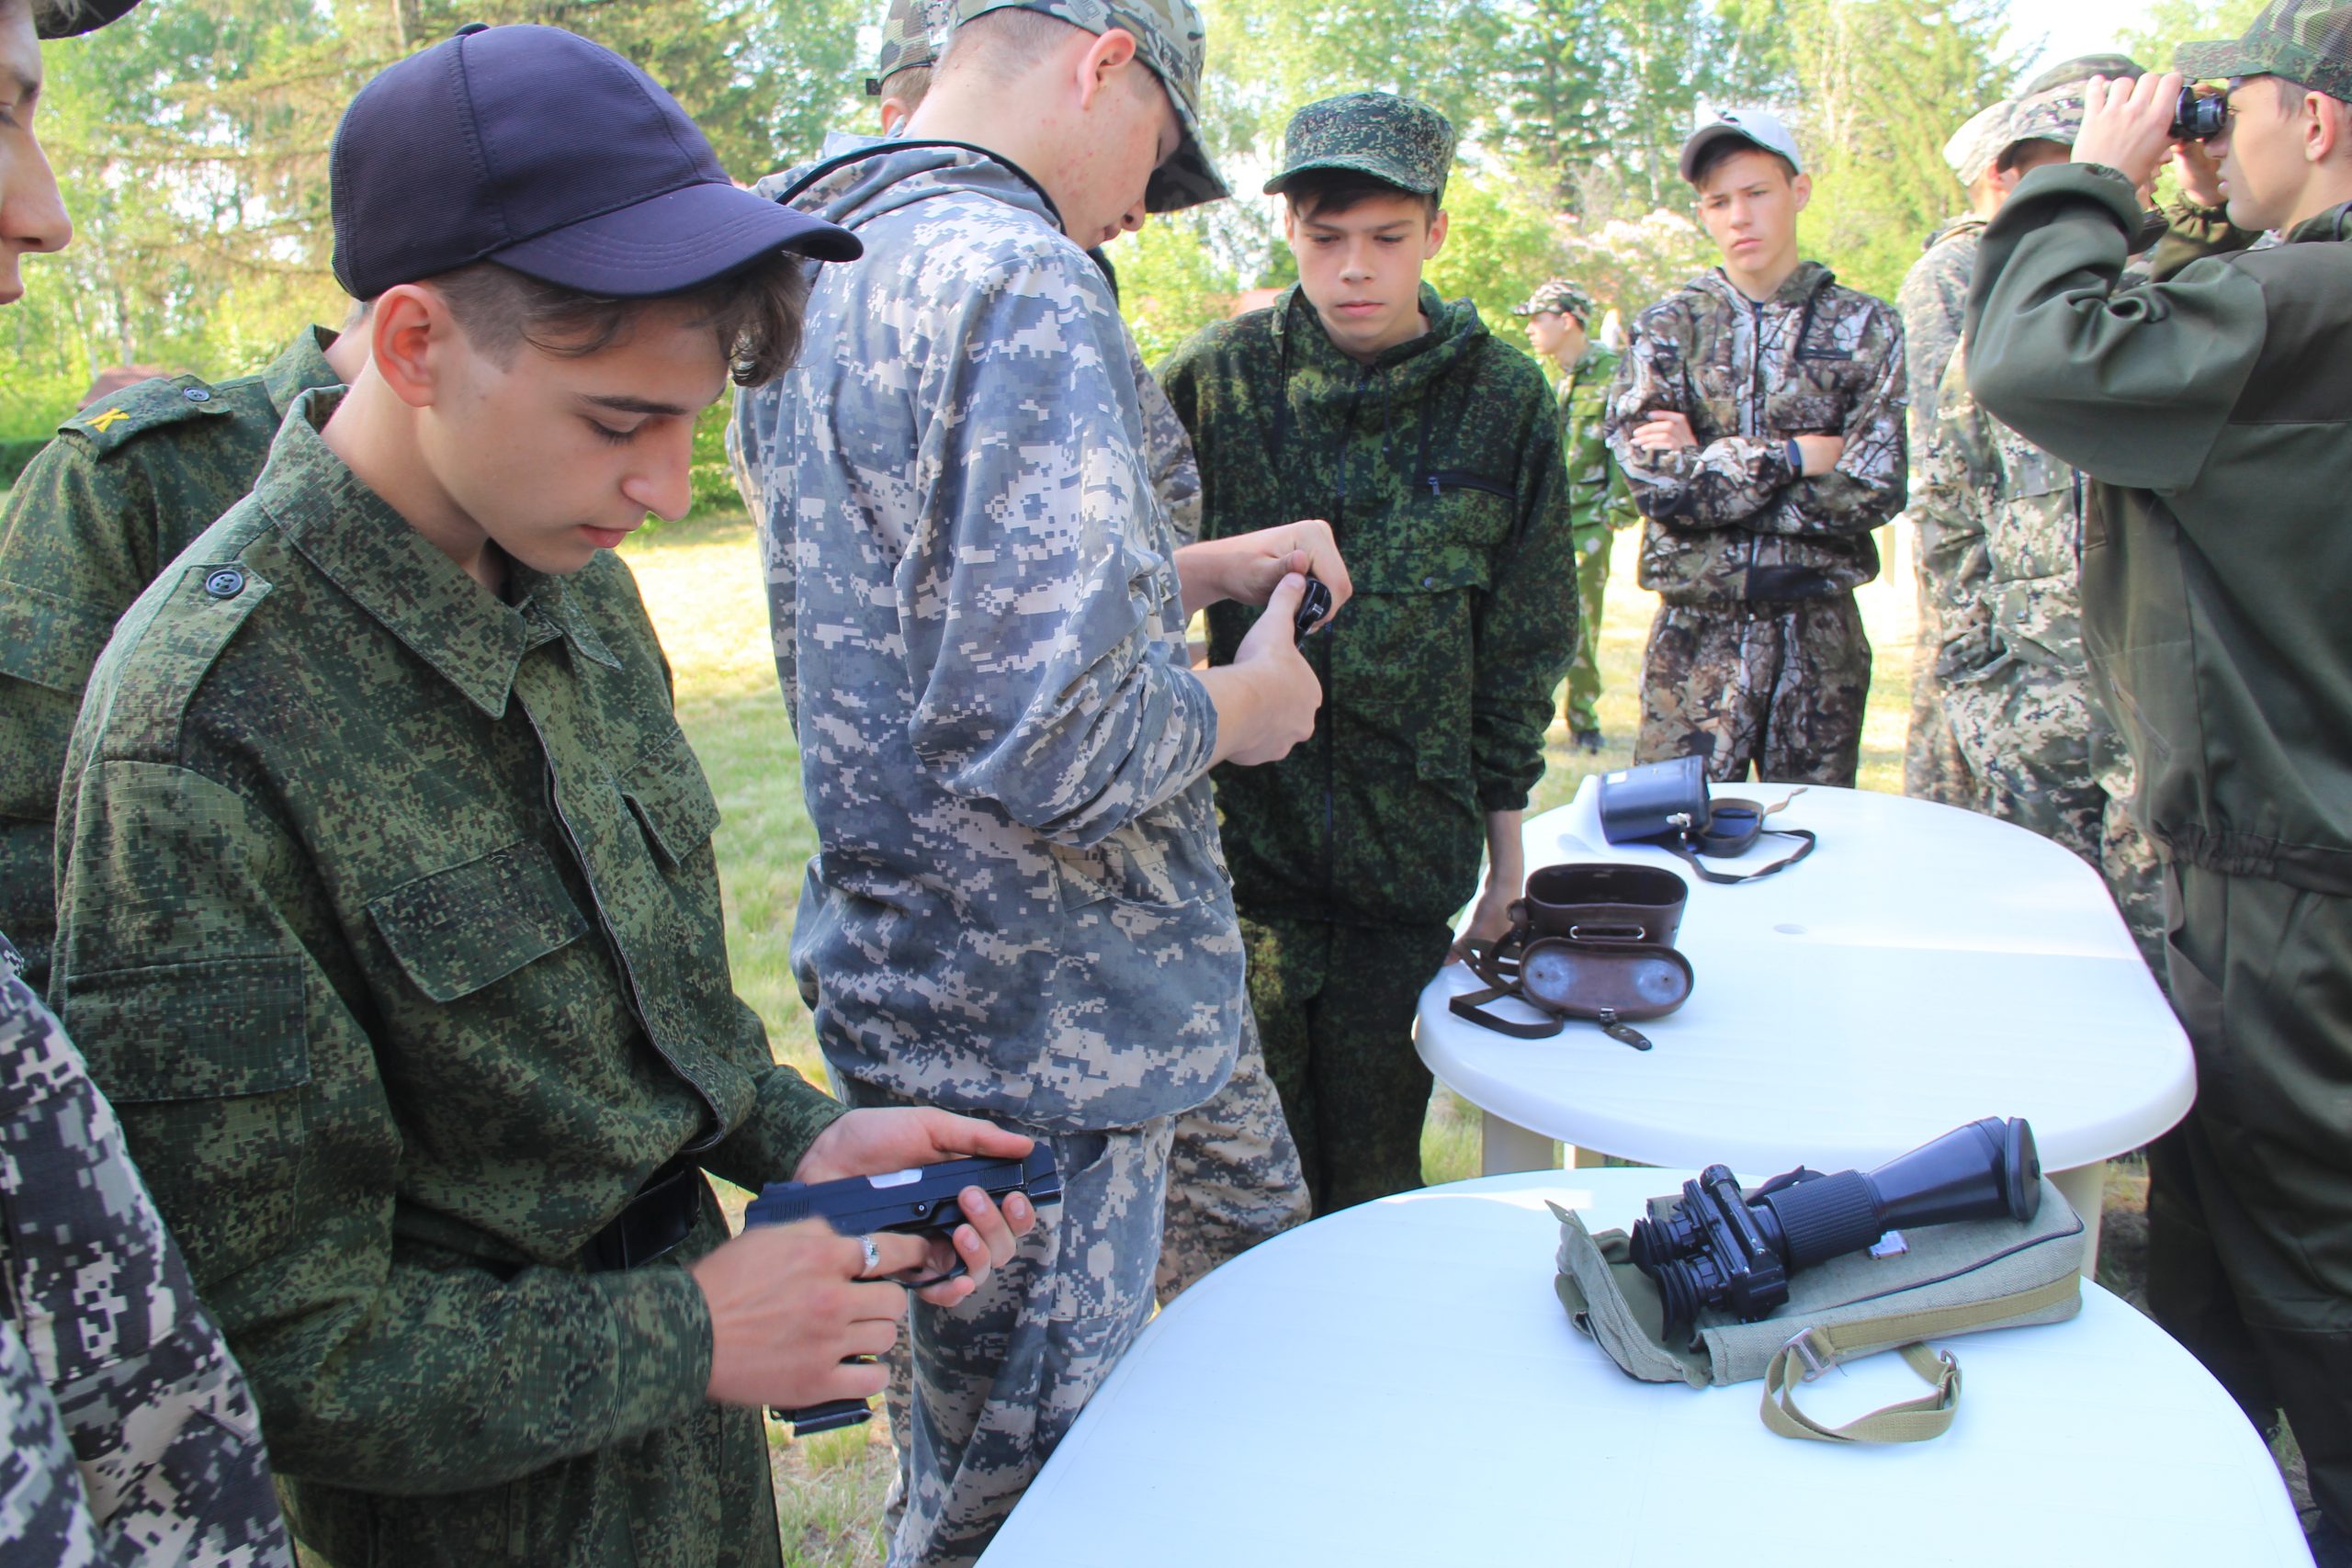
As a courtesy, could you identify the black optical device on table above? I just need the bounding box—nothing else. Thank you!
[745,1147,1063,1435]
[1628,1117,2041,1342]
[2172,85,2227,140]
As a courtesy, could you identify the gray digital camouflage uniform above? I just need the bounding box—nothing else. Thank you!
[0,932,290,1568]
[1605,262,1906,784]
[1896,217,1984,807]
[730,131,1242,1565]
[1915,344,2165,974]
[52,392,849,1566]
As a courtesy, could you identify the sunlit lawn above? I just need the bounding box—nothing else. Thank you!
[619,512,1943,1564]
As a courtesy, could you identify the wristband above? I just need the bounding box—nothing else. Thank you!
[1785,437,1804,476]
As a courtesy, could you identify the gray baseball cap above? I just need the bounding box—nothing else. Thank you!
[1679,107,1804,184]
[954,0,1229,210]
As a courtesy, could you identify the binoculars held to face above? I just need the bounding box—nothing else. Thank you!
[1628,1117,2042,1343]
[2173,84,2228,141]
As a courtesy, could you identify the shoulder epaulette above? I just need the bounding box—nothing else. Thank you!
[60,371,243,454]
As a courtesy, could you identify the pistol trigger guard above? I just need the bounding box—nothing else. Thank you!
[898,1258,968,1290]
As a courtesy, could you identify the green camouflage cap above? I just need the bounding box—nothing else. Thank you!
[1263,92,1457,199]
[1511,278,1597,322]
[2023,53,2146,94]
[867,0,943,96]
[2179,0,2352,100]
[954,0,1229,210]
[1943,99,2018,183]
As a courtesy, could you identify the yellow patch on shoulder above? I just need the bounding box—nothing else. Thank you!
[85,409,130,432]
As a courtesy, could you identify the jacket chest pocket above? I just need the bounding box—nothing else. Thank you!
[1413,470,1517,555]
[368,841,592,1004]
[619,732,723,874]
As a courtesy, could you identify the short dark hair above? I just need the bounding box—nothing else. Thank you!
[1690,138,1796,190]
[424,254,813,388]
[942,6,1083,80]
[1283,167,1441,223]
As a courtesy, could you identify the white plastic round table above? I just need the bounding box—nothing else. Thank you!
[1416,782,2196,1272]
[977,1172,2311,1568]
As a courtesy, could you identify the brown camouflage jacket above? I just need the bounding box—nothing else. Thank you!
[1897,215,1984,459]
[1605,262,1906,605]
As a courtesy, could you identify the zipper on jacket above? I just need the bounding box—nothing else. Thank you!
[1423,469,1517,501]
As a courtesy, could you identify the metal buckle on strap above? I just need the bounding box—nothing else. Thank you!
[1782,1325,1836,1383]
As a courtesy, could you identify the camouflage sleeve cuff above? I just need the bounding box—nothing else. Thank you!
[591,1264,714,1441]
[706,1063,850,1191]
[1476,780,1534,814]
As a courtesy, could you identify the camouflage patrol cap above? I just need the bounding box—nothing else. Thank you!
[1512,278,1597,323]
[1943,100,2018,185]
[2023,53,2146,94]
[953,0,1229,210]
[2178,0,2352,101]
[2007,82,2094,149]
[867,0,942,96]
[1264,93,1457,200]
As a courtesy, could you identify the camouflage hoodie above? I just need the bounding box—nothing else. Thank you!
[1159,286,1577,929]
[1605,261,1906,605]
[731,135,1241,1132]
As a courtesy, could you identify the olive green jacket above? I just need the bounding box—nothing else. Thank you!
[1159,285,1577,929]
[1968,163,2352,893]
[51,391,842,1565]
[0,327,342,988]
[1556,344,1638,540]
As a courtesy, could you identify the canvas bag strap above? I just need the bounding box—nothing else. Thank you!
[1756,1273,2080,1444]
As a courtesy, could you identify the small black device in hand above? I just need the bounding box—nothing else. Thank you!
[1294,576,1332,639]
[1628,1117,2041,1342]
[745,1147,1063,1435]
[2172,84,2227,141]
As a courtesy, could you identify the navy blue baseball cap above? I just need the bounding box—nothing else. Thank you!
[330,24,861,300]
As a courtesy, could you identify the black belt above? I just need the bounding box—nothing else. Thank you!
[584,1155,702,1272]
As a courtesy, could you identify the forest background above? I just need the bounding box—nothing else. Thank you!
[6,0,2267,493]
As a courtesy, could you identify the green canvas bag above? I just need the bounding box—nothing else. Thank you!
[1552,1178,2085,1443]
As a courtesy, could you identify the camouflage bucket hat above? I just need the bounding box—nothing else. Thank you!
[1263,92,1457,199]
[955,0,1229,210]
[1512,278,1597,322]
[1943,99,2018,185]
[2178,0,2352,100]
[868,0,943,96]
[2023,52,2146,94]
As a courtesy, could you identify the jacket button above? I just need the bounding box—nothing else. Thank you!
[182,387,212,402]
[204,567,246,599]
[1421,575,1436,588]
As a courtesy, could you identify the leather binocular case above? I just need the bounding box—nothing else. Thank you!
[1452,863,1693,1051]
[1597,756,1815,885]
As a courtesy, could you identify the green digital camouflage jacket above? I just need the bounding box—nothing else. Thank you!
[1159,285,1577,930]
[1605,262,1907,605]
[0,328,342,990]
[51,391,844,1566]
[1556,343,1638,539]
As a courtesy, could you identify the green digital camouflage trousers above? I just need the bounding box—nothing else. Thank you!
[1241,914,1455,1216]
[1562,525,1612,733]
[1635,594,1871,786]
[2147,864,2352,1535]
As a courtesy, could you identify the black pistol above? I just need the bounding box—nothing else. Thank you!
[744,1147,1063,1436]
[1294,575,1333,639]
